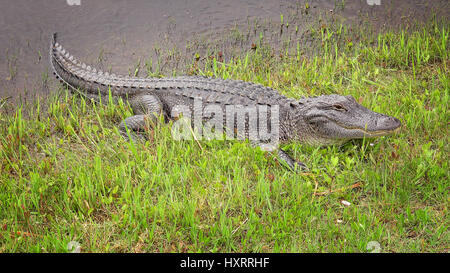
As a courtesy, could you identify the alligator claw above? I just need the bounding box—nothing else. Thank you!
[277,149,308,172]
[293,161,308,172]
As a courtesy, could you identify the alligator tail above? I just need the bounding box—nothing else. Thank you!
[49,33,118,100]
[50,32,85,95]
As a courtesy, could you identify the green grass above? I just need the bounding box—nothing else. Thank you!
[0,20,448,253]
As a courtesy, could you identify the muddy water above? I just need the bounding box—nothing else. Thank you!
[0,0,448,105]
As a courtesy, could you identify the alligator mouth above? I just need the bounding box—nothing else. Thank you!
[358,126,400,137]
[311,117,402,139]
[330,118,401,137]
[343,125,401,137]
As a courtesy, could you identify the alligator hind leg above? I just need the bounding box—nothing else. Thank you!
[119,95,163,141]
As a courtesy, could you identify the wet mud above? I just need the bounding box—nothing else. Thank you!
[0,0,448,104]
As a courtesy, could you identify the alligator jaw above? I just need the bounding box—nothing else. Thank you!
[341,124,401,138]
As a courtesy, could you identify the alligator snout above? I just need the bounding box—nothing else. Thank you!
[377,115,402,131]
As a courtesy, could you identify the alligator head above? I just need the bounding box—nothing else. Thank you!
[293,94,401,145]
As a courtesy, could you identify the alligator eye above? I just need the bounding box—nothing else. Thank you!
[332,104,347,112]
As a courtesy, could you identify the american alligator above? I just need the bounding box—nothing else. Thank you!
[49,33,401,171]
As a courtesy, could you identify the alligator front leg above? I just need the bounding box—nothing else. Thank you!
[253,141,308,172]
[119,95,163,141]
[277,149,308,172]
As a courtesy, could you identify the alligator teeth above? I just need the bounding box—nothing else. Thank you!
[69,56,74,61]
[86,66,91,71]
[61,49,66,55]
[65,52,70,58]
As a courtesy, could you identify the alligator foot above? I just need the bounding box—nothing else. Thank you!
[119,114,154,141]
[119,95,163,141]
[277,149,308,172]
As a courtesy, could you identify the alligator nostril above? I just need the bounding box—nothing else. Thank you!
[387,116,401,128]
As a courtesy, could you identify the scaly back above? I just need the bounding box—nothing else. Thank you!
[50,33,296,107]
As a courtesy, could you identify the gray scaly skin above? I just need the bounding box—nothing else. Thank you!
[49,33,401,171]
